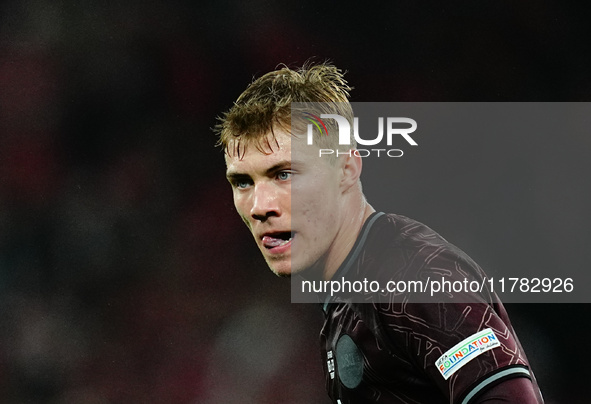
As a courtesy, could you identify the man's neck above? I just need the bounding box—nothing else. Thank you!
[321,202,375,281]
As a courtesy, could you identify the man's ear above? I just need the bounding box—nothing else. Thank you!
[339,150,363,192]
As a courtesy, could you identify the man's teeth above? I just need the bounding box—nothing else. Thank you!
[277,237,292,246]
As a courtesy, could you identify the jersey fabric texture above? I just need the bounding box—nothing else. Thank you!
[319,212,543,404]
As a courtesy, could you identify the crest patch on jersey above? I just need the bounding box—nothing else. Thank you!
[336,334,363,389]
[436,328,500,380]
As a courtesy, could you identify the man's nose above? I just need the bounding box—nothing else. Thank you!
[250,182,280,221]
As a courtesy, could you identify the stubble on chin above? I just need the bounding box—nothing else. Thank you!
[263,255,292,278]
[268,264,292,278]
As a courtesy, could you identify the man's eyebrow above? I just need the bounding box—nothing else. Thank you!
[264,160,292,175]
[225,170,251,183]
[226,160,292,180]
[226,172,247,180]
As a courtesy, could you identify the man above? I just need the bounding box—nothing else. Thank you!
[216,62,543,403]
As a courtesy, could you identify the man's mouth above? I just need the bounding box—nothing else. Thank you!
[262,232,293,249]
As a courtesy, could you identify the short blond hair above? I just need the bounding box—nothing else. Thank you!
[215,61,354,158]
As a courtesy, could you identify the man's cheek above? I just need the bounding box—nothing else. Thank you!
[240,214,252,229]
[232,199,249,226]
[233,203,250,227]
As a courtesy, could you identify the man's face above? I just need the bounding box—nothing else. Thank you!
[225,128,343,277]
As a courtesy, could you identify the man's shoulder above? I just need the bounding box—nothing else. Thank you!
[368,213,449,245]
[360,212,486,283]
[365,212,466,260]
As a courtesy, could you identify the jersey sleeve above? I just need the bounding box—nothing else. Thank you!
[373,239,541,403]
[471,377,541,404]
[377,301,538,403]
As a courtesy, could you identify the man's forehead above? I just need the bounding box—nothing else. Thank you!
[224,143,290,176]
[225,129,291,161]
[225,141,287,164]
[223,128,324,174]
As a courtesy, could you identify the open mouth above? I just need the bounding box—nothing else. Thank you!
[262,232,293,249]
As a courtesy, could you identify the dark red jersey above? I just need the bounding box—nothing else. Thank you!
[320,212,543,403]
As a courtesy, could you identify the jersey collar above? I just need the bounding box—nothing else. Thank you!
[322,211,385,312]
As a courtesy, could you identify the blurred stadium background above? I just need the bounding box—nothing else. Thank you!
[0,1,589,403]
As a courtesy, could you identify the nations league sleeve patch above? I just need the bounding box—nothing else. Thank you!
[436,328,500,380]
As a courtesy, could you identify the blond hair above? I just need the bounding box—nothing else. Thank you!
[215,61,354,158]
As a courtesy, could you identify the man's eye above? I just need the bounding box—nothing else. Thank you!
[277,171,292,181]
[235,180,252,189]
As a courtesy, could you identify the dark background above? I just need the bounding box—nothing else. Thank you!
[0,1,589,403]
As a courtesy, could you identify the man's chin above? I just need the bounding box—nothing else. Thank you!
[262,250,293,276]
[266,257,323,279]
[265,256,311,278]
[266,262,294,278]
[268,263,292,278]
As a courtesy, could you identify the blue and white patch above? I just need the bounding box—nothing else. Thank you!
[436,328,500,380]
